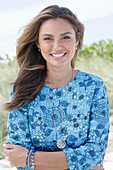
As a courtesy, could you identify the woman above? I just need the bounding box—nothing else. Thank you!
[3,5,109,170]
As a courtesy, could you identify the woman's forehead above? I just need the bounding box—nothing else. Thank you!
[39,18,75,35]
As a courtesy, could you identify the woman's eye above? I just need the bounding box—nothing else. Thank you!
[63,36,70,40]
[44,37,51,40]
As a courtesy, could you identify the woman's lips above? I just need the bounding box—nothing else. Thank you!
[50,53,67,59]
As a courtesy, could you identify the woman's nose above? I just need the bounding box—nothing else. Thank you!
[53,39,62,50]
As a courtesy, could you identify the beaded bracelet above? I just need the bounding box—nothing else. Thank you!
[26,150,32,167]
[30,150,35,170]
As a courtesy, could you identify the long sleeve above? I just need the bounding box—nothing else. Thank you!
[63,80,110,170]
[7,86,34,170]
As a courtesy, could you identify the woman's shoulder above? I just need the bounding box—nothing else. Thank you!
[78,70,105,83]
[76,70,107,90]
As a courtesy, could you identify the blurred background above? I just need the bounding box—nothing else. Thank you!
[0,0,113,57]
[0,0,113,169]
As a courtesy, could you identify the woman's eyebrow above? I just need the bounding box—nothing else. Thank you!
[42,34,53,37]
[60,32,72,36]
[42,32,72,37]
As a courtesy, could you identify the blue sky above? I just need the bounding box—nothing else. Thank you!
[0,0,113,58]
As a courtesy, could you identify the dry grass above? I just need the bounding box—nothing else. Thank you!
[0,61,17,158]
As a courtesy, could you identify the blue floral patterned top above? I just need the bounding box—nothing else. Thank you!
[7,70,110,170]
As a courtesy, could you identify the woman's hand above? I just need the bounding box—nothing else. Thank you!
[3,144,28,167]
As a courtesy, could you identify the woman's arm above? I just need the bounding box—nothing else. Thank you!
[5,85,35,169]
[34,151,69,169]
[3,143,103,169]
[34,151,103,170]
[6,85,34,151]
[3,144,69,169]
[63,79,110,169]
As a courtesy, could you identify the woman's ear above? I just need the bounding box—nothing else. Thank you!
[36,42,40,49]
[76,31,81,47]
[75,40,79,48]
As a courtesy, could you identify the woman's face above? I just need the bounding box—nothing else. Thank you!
[37,18,79,68]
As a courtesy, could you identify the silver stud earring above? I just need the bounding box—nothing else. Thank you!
[38,48,41,52]
[75,47,77,50]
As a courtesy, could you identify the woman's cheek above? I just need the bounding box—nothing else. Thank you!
[41,43,51,54]
[64,41,75,50]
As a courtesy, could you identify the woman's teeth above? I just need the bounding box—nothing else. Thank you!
[51,53,66,57]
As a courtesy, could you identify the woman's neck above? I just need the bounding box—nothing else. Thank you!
[45,66,75,88]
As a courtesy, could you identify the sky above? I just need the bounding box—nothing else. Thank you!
[0,0,113,58]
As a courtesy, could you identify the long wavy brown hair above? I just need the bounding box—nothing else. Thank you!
[5,5,84,111]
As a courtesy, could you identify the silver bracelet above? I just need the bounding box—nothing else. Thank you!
[30,150,35,170]
[26,150,32,167]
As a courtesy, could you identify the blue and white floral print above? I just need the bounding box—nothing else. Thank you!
[7,70,110,170]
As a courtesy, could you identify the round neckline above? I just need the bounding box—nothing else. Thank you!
[44,70,80,90]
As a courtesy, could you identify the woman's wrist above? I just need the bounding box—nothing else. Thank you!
[33,151,69,169]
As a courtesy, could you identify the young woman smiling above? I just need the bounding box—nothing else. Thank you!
[3,5,109,170]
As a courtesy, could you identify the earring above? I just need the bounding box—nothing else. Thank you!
[38,48,41,52]
[75,47,77,50]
